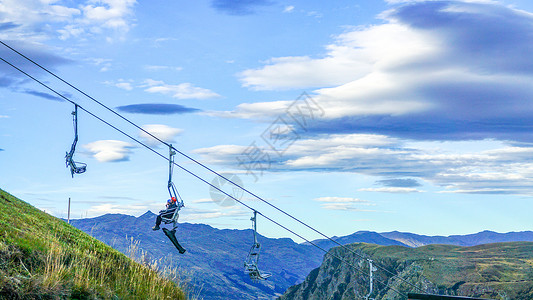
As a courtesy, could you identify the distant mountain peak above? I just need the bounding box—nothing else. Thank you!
[139,210,156,218]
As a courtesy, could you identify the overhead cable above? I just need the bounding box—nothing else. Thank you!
[0,42,423,297]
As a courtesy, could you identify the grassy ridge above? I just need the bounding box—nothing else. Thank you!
[345,243,533,299]
[356,242,533,286]
[282,241,533,299]
[0,188,187,299]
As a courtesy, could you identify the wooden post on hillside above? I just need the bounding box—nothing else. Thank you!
[67,197,71,224]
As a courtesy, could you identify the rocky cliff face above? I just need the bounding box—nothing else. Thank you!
[280,242,533,300]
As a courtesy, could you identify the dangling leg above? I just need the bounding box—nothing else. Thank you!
[163,228,186,254]
[152,214,162,230]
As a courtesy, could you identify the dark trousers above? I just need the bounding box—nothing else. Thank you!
[155,209,175,226]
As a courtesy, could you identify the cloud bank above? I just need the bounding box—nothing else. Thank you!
[197,1,533,196]
[0,0,137,42]
[231,0,533,143]
[195,133,533,195]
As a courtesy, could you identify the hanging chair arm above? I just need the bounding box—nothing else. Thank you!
[167,144,184,206]
[66,104,86,177]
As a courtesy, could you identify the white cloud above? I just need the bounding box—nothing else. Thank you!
[315,197,369,203]
[205,100,293,119]
[86,58,113,72]
[191,198,216,204]
[194,132,533,195]
[144,65,183,72]
[195,133,405,170]
[88,202,148,216]
[103,79,133,90]
[231,1,533,138]
[115,82,133,90]
[0,0,136,42]
[57,24,85,40]
[193,144,250,165]
[139,124,183,146]
[320,203,375,211]
[314,197,373,211]
[81,0,136,34]
[84,140,135,162]
[239,49,372,91]
[0,115,9,118]
[143,79,220,99]
[180,206,247,222]
[0,0,81,40]
[283,5,294,13]
[358,187,421,193]
[306,11,322,18]
[238,22,437,117]
[154,37,177,43]
[283,134,406,170]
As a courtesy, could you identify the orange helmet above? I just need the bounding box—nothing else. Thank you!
[171,197,177,202]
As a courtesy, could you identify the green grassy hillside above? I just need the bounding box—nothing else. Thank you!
[0,188,187,299]
[356,242,533,298]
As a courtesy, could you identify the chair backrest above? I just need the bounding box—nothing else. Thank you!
[161,207,180,224]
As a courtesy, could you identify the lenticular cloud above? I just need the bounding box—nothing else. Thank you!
[84,140,135,162]
[237,0,533,142]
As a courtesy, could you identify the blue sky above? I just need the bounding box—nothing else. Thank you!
[1,0,532,241]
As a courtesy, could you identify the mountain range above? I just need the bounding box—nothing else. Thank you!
[69,212,533,299]
[70,211,323,300]
[308,230,533,249]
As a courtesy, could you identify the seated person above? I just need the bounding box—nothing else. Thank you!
[152,197,177,231]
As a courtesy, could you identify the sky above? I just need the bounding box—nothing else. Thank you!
[1,0,533,241]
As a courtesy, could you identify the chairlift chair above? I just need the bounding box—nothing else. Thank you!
[65,105,86,177]
[244,211,271,280]
[161,145,184,230]
[159,144,186,254]
[159,198,185,254]
[160,205,180,230]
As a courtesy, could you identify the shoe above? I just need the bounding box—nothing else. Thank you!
[152,225,160,231]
